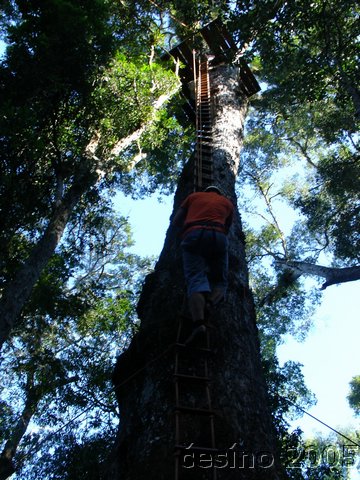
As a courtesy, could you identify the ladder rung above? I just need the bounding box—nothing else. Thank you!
[174,373,210,382]
[174,445,219,453]
[175,342,213,353]
[175,405,217,416]
[200,159,213,164]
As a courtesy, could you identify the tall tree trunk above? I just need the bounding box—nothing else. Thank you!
[0,372,78,480]
[110,65,286,479]
[0,162,96,351]
[0,372,39,480]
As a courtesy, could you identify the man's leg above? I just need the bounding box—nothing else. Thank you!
[188,291,206,322]
[181,233,210,321]
[207,232,228,311]
[208,286,225,306]
[183,291,207,344]
[181,230,210,344]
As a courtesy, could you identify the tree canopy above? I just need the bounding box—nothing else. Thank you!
[0,0,359,478]
[348,376,360,417]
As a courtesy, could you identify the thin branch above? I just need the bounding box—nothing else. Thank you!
[287,137,318,169]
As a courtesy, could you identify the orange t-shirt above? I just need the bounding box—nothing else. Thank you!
[181,192,234,235]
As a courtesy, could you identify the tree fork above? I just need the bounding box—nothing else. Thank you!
[110,65,286,479]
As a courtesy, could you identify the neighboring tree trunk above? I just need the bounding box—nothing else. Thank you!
[0,86,180,353]
[0,371,78,480]
[110,65,286,479]
[0,161,97,351]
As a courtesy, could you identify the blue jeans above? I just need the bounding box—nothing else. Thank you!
[181,229,228,297]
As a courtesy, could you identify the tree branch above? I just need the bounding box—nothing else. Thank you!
[276,259,360,289]
[109,83,181,164]
[84,81,181,176]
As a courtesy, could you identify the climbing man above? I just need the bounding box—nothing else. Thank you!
[172,185,234,343]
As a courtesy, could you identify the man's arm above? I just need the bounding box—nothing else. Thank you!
[224,208,234,234]
[172,207,187,228]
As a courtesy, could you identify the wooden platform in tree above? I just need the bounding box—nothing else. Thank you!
[163,18,260,99]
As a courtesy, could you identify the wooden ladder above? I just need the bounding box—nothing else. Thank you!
[194,54,214,191]
[174,319,218,479]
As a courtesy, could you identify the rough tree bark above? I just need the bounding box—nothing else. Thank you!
[110,65,286,480]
